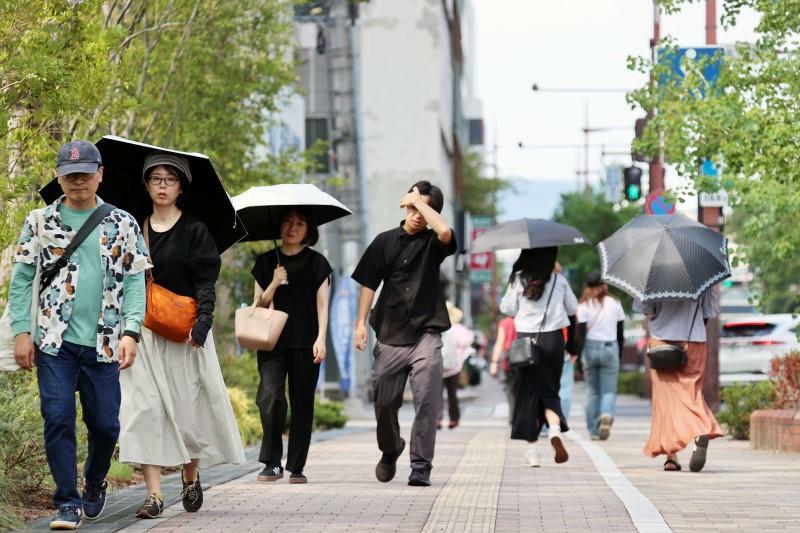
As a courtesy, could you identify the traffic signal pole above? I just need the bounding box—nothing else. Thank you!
[649,2,665,193]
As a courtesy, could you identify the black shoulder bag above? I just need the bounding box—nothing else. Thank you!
[39,204,116,291]
[646,302,701,370]
[507,275,557,369]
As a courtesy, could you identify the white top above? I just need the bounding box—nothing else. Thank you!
[577,296,626,342]
[500,273,578,333]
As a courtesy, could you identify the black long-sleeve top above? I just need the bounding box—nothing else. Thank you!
[146,213,220,346]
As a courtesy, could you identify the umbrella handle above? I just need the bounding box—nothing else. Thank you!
[274,240,289,285]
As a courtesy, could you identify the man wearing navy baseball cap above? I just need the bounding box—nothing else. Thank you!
[7,140,150,529]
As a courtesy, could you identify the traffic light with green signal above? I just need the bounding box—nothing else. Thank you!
[623,166,643,202]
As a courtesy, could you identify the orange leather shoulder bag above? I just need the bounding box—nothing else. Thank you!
[143,218,198,343]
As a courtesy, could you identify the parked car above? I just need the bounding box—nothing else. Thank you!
[719,314,800,386]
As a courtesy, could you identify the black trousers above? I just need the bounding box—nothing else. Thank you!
[441,374,460,422]
[510,330,569,442]
[256,347,320,473]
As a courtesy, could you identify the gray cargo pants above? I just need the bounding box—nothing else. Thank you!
[372,333,443,472]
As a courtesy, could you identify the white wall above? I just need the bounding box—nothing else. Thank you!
[358,0,455,239]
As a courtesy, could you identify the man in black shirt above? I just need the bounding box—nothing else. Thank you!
[352,180,457,487]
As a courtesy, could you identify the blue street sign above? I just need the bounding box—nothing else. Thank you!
[701,159,719,176]
[659,46,725,88]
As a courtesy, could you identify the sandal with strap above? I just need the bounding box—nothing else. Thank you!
[663,458,682,471]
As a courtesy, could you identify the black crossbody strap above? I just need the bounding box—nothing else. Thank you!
[533,273,558,344]
[686,301,702,342]
[40,203,116,290]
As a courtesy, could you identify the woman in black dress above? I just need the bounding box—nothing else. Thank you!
[499,247,578,467]
[251,208,332,484]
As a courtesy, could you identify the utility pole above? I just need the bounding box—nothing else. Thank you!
[649,1,665,193]
[490,123,499,332]
[701,0,722,412]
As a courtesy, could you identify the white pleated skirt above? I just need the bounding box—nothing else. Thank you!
[119,328,246,468]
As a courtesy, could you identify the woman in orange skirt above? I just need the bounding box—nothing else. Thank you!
[637,288,723,472]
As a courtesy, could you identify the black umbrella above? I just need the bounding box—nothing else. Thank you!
[470,218,591,253]
[40,135,247,254]
[598,213,731,302]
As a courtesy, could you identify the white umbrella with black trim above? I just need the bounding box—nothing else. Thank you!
[231,184,352,242]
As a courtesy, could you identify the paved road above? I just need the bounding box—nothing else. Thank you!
[27,374,800,532]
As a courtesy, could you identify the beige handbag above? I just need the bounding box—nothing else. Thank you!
[234,299,288,351]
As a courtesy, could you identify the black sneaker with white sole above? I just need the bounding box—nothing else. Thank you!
[257,465,284,481]
[181,473,203,512]
[82,479,108,520]
[50,506,81,530]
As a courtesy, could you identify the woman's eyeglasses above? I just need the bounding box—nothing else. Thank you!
[148,175,179,187]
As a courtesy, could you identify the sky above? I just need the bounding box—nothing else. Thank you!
[472,0,759,220]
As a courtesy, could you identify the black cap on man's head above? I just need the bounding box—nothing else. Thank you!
[586,271,604,287]
[56,140,102,176]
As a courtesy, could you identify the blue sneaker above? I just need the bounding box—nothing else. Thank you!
[50,506,81,530]
[82,479,108,520]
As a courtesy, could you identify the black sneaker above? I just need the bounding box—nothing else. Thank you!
[82,479,107,520]
[181,472,203,512]
[375,438,406,483]
[289,471,308,484]
[135,493,164,519]
[50,506,81,530]
[257,465,284,482]
[408,468,431,487]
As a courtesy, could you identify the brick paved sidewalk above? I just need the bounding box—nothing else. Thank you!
[36,376,800,532]
[117,379,645,533]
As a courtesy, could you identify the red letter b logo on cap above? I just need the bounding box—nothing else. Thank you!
[70,147,80,160]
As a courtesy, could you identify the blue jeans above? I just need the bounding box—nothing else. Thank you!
[582,339,620,436]
[36,341,121,508]
[560,355,574,419]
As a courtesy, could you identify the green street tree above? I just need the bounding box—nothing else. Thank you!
[1,0,300,270]
[553,188,640,309]
[627,0,800,312]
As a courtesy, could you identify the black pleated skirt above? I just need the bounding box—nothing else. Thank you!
[510,329,569,441]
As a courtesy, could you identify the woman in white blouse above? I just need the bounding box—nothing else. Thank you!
[500,247,578,467]
[576,272,626,441]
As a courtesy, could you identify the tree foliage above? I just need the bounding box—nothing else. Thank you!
[461,150,508,217]
[1,0,300,260]
[553,189,640,308]
[627,0,800,311]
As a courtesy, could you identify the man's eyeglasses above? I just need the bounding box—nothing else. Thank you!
[148,175,179,187]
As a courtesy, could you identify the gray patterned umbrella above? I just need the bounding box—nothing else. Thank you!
[598,213,731,302]
[470,218,591,252]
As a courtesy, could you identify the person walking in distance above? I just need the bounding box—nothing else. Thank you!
[499,247,578,468]
[489,316,517,422]
[8,141,149,530]
[576,271,625,441]
[636,289,723,472]
[352,181,457,487]
[439,302,473,430]
[251,208,332,485]
[119,154,245,519]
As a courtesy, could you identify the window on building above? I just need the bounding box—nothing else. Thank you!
[306,117,330,174]
[467,119,484,146]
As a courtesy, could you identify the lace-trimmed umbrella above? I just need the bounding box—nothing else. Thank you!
[598,213,731,302]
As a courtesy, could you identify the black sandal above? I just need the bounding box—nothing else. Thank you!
[663,458,682,471]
